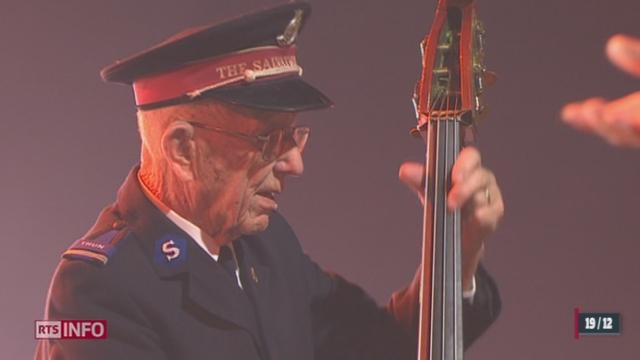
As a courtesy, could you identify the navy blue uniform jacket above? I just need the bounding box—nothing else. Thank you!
[36,168,500,359]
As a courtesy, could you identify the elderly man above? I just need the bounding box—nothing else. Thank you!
[36,2,503,359]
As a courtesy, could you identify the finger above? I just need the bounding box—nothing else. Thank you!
[451,147,481,184]
[599,92,640,146]
[603,91,640,128]
[576,97,608,132]
[470,182,493,209]
[600,122,640,147]
[573,98,622,143]
[448,167,492,210]
[462,173,504,220]
[606,34,640,78]
[399,161,425,197]
[564,96,640,146]
[470,205,503,234]
[562,102,594,131]
[561,102,580,122]
[603,131,640,147]
[561,98,607,132]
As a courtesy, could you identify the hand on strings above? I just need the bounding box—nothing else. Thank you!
[398,147,504,291]
[562,34,640,147]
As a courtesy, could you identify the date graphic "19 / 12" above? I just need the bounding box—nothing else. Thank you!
[574,308,621,338]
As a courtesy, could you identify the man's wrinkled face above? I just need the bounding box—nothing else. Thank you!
[192,104,302,239]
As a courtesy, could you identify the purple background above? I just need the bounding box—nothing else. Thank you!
[3,0,639,358]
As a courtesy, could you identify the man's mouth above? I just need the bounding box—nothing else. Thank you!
[255,190,280,211]
[257,191,277,200]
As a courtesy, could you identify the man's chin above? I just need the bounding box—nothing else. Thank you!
[239,214,270,235]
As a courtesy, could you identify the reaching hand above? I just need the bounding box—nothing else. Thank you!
[562,34,640,147]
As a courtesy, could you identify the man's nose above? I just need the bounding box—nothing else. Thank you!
[274,146,304,176]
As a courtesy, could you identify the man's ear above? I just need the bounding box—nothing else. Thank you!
[161,121,197,181]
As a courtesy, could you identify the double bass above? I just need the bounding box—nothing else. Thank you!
[412,0,494,359]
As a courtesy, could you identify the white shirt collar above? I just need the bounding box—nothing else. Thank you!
[137,173,219,261]
[137,173,243,288]
[137,172,225,260]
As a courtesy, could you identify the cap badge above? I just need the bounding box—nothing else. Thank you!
[277,9,303,47]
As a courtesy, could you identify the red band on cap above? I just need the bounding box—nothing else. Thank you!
[133,46,300,107]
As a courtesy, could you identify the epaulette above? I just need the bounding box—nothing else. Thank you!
[62,223,129,266]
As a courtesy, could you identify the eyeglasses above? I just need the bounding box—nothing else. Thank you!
[189,121,310,162]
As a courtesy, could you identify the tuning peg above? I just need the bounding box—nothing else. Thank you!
[474,96,484,113]
[484,71,498,87]
[474,100,490,123]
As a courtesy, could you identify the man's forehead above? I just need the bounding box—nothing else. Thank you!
[190,100,297,130]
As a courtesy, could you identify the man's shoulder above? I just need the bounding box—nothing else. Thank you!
[261,211,301,248]
[55,227,141,286]
[62,227,131,267]
[60,201,135,264]
[45,230,138,315]
[236,211,302,263]
[267,211,294,233]
[53,202,148,288]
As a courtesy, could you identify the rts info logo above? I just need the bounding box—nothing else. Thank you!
[35,320,107,340]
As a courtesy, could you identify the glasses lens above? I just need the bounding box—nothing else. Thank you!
[293,127,310,153]
[262,127,310,161]
[263,130,283,161]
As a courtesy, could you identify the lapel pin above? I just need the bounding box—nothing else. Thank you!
[250,267,259,283]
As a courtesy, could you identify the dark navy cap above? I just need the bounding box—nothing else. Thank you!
[100,1,333,112]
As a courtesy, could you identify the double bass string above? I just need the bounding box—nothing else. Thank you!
[433,87,464,360]
[417,1,486,359]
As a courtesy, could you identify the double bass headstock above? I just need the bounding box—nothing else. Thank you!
[412,0,494,134]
